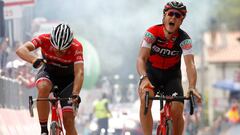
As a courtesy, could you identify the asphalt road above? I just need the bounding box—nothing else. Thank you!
[223,124,240,135]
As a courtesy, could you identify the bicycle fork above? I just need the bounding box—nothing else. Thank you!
[157,102,172,135]
[50,102,63,135]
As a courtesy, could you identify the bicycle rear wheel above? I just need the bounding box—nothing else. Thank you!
[166,119,173,135]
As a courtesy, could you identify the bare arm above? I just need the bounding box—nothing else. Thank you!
[184,54,202,102]
[136,40,154,91]
[184,54,197,89]
[72,62,84,95]
[137,49,149,76]
[16,41,38,64]
[136,41,151,76]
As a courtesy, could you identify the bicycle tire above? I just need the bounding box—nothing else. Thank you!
[156,124,162,135]
[28,96,34,117]
[50,122,60,135]
[166,119,173,135]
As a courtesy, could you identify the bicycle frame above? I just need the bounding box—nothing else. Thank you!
[29,84,80,135]
[29,95,73,135]
[157,101,172,135]
[144,91,195,135]
[49,97,64,135]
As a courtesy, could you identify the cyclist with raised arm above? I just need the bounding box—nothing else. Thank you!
[16,23,83,135]
[136,1,202,135]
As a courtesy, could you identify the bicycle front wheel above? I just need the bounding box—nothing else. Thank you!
[166,119,173,135]
[156,124,162,135]
[50,122,61,135]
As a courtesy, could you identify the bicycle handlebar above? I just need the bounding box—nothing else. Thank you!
[28,96,80,117]
[189,92,195,115]
[144,91,195,115]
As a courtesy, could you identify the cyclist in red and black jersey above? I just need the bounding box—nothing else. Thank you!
[16,23,83,135]
[137,1,202,135]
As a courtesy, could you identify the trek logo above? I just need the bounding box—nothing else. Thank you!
[74,50,82,56]
[32,37,42,46]
[152,45,180,56]
[51,62,68,68]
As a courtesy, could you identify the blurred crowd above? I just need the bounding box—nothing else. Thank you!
[195,98,240,135]
[0,37,35,88]
[215,99,240,134]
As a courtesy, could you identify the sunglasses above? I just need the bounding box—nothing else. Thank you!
[167,11,182,18]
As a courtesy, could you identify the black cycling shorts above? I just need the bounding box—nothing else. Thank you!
[36,66,74,108]
[147,62,184,103]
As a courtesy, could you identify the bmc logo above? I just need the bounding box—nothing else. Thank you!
[152,45,180,56]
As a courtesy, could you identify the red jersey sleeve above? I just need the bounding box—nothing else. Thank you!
[72,39,84,64]
[31,34,50,49]
[144,25,159,44]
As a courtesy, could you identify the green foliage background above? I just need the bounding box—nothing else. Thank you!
[216,0,240,30]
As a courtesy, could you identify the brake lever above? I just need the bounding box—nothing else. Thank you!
[68,97,81,116]
[28,96,34,117]
[144,91,149,115]
[189,91,195,115]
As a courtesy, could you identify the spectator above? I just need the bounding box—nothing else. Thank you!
[225,99,240,124]
[0,37,10,74]
[93,93,112,135]
[183,101,202,135]
[8,41,22,61]
[5,41,25,78]
[16,64,35,88]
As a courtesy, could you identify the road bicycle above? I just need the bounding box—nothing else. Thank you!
[144,90,195,135]
[28,86,80,135]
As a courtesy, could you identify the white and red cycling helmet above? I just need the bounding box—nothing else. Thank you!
[50,23,73,51]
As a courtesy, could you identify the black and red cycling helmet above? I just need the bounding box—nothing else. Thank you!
[163,1,187,16]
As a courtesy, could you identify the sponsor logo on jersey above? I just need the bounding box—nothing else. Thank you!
[172,37,177,42]
[32,37,42,46]
[152,45,180,56]
[72,41,79,47]
[172,92,178,97]
[156,38,166,45]
[32,40,38,46]
[74,50,82,56]
[76,56,83,60]
[144,32,156,44]
[43,52,72,63]
[51,62,68,68]
[180,39,192,50]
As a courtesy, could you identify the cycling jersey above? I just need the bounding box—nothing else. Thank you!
[142,24,193,102]
[143,24,193,70]
[31,34,84,77]
[32,33,84,111]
